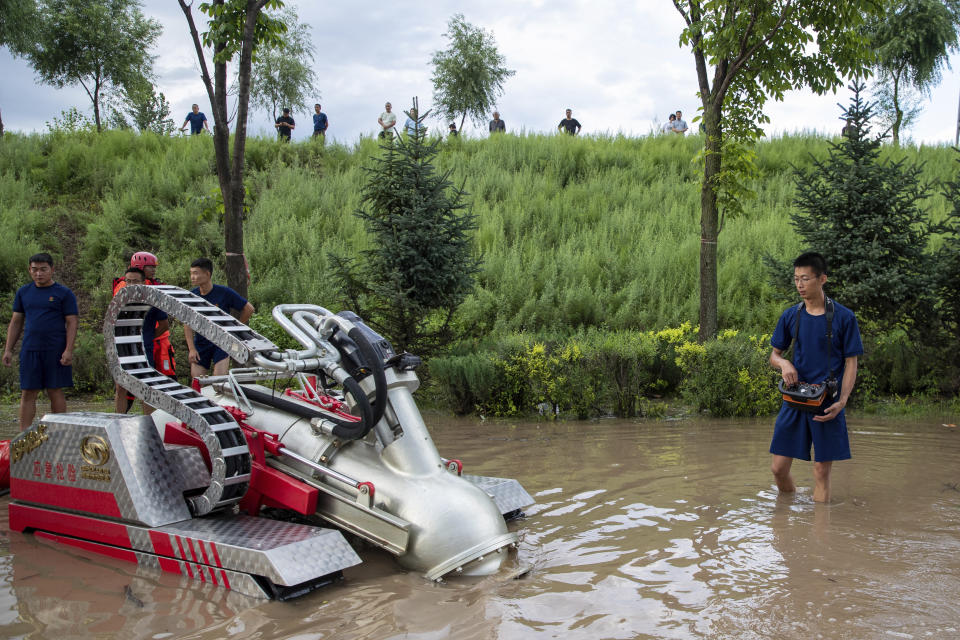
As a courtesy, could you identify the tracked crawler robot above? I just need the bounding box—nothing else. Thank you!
[6,285,532,599]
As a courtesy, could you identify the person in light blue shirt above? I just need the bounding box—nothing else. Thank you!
[404,107,422,136]
[671,110,688,134]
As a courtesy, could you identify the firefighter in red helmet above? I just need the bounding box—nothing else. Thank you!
[112,252,176,411]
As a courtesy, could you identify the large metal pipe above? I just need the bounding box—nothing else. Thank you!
[203,382,515,579]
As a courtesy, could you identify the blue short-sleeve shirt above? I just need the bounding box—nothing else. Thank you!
[184,111,207,134]
[770,298,864,461]
[771,299,863,388]
[13,282,79,351]
[190,284,247,352]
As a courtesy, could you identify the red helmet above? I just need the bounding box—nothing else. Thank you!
[130,251,157,268]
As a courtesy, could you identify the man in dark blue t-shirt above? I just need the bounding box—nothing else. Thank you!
[313,103,328,138]
[769,252,863,503]
[180,103,209,135]
[558,108,581,135]
[2,253,79,431]
[183,257,255,379]
[275,107,295,141]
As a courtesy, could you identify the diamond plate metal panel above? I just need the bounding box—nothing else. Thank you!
[140,515,362,586]
[461,474,534,515]
[163,445,212,491]
[10,413,192,526]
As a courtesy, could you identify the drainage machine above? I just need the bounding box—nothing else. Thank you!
[6,285,533,599]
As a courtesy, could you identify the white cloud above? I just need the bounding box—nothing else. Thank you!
[1,0,958,145]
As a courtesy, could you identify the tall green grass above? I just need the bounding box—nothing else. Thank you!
[0,129,955,401]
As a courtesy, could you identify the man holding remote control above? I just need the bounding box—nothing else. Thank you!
[768,252,863,503]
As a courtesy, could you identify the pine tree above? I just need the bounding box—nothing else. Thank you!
[788,81,935,327]
[936,153,960,340]
[330,99,479,356]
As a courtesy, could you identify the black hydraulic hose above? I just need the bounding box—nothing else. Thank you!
[239,383,374,441]
[337,377,375,440]
[347,327,388,427]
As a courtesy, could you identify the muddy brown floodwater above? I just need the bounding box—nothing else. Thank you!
[0,405,958,639]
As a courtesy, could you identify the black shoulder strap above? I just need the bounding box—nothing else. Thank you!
[790,302,803,348]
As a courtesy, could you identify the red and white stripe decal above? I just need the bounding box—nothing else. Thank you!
[12,479,123,518]
[9,503,131,547]
[149,531,176,557]
[34,531,139,563]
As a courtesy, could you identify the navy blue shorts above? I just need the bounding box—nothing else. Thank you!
[19,350,73,390]
[195,342,229,370]
[770,403,851,462]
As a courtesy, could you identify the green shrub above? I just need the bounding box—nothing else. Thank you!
[428,352,499,415]
[70,330,111,394]
[676,330,781,417]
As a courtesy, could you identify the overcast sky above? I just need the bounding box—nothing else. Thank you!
[2,0,959,144]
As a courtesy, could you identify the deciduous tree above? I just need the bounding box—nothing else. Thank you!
[430,14,514,133]
[27,0,161,132]
[250,7,317,122]
[672,0,878,340]
[178,0,286,297]
[866,0,960,145]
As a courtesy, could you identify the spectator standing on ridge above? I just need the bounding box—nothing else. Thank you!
[378,102,397,139]
[558,108,581,135]
[180,103,210,135]
[313,103,328,138]
[404,107,421,136]
[662,113,676,133]
[275,107,295,141]
[489,111,505,134]
[2,252,78,431]
[448,123,458,137]
[672,110,688,135]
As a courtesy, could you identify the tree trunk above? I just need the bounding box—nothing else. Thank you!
[220,2,264,300]
[699,102,721,342]
[93,85,102,132]
[892,74,902,146]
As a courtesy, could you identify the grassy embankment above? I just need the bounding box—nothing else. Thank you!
[0,129,956,417]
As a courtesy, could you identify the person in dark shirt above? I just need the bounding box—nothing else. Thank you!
[768,252,863,503]
[275,107,296,141]
[489,111,506,133]
[184,258,255,379]
[2,253,79,431]
[558,108,581,135]
[313,103,328,138]
[180,104,210,135]
[448,123,458,138]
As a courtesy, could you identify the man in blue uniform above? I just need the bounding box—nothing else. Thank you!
[313,103,328,138]
[180,104,210,135]
[183,258,255,379]
[769,252,863,502]
[2,253,79,431]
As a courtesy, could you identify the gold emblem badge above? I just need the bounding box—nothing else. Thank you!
[80,435,111,466]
